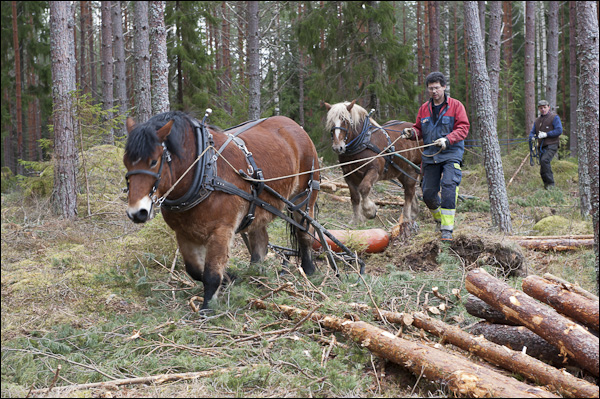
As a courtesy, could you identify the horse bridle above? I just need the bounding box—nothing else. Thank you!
[330,125,350,143]
[124,142,172,206]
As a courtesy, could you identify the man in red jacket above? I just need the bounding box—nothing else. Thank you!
[400,72,470,241]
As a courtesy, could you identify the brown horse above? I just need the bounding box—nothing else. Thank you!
[123,111,320,310]
[324,100,421,226]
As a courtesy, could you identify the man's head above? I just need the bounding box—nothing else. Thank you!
[426,72,446,104]
[538,99,550,116]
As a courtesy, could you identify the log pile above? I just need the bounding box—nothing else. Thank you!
[465,268,599,380]
[509,234,594,251]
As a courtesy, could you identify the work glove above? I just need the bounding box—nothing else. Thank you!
[434,137,449,150]
[400,127,414,139]
[537,131,547,139]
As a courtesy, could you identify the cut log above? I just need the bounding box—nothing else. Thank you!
[349,304,598,398]
[469,322,576,368]
[322,192,405,207]
[511,237,594,251]
[320,180,349,193]
[251,299,557,398]
[522,275,599,332]
[465,294,521,326]
[465,268,599,377]
[511,234,595,240]
[543,273,599,302]
[312,228,390,253]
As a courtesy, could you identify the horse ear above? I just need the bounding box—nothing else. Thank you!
[126,117,136,133]
[157,120,174,142]
[323,101,332,111]
[346,100,356,112]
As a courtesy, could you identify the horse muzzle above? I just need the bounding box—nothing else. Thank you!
[332,143,346,154]
[126,196,154,223]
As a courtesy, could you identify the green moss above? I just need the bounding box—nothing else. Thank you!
[533,215,592,236]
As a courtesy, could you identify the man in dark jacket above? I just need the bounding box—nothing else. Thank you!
[400,72,469,241]
[529,99,563,190]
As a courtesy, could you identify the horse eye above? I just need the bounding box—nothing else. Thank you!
[150,160,158,168]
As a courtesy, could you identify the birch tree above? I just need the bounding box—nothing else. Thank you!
[464,1,512,233]
[50,1,78,219]
[575,1,599,292]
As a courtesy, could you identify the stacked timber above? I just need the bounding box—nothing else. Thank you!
[465,268,599,379]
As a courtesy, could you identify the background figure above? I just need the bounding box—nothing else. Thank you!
[528,100,563,190]
[400,72,470,241]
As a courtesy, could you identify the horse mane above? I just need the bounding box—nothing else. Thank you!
[325,102,381,131]
[125,111,193,161]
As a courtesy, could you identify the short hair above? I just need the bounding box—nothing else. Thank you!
[426,72,446,87]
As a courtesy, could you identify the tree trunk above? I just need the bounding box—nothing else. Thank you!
[101,1,114,145]
[575,1,599,295]
[543,273,599,302]
[522,275,599,331]
[11,1,23,175]
[428,1,439,72]
[568,3,578,157]
[251,300,557,398]
[465,268,599,376]
[512,237,594,251]
[469,322,576,368]
[354,305,598,399]
[465,294,521,325]
[464,1,512,233]
[486,1,501,126]
[367,1,382,117]
[50,1,78,219]
[545,1,559,110]
[524,2,536,138]
[149,1,170,114]
[416,2,423,104]
[247,1,260,120]
[112,1,128,138]
[133,1,152,122]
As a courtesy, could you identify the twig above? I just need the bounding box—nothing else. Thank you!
[47,364,62,393]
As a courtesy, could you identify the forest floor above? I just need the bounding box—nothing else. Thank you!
[1,143,596,398]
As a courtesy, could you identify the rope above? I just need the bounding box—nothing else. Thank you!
[157,138,437,203]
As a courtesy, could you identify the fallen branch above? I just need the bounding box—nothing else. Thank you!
[322,192,405,206]
[29,365,263,395]
[350,304,598,398]
[507,153,531,189]
[251,299,557,398]
[466,268,599,377]
[522,275,599,332]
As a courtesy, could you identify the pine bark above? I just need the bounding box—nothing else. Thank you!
[575,1,599,295]
[133,1,152,122]
[524,2,536,138]
[568,3,578,157]
[112,1,128,138]
[149,1,170,114]
[486,1,501,126]
[50,1,78,219]
[465,294,521,325]
[101,1,114,145]
[464,1,512,233]
[545,1,559,110]
[12,1,23,175]
[513,237,594,251]
[251,300,557,398]
[465,268,599,376]
[428,1,439,72]
[247,1,260,120]
[522,275,599,331]
[356,305,598,399]
[469,322,575,368]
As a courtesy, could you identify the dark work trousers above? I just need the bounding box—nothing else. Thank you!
[422,161,462,213]
[539,143,558,186]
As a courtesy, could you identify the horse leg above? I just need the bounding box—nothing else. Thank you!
[346,180,364,225]
[292,212,316,276]
[247,226,269,263]
[359,168,379,219]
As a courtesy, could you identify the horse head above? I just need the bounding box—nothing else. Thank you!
[324,100,368,154]
[123,116,175,223]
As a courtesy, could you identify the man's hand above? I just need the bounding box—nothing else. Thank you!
[537,131,547,139]
[400,127,414,139]
[434,137,449,150]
